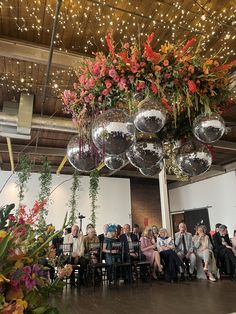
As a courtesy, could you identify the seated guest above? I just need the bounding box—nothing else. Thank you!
[157,228,183,282]
[120,224,139,262]
[117,224,122,237]
[99,224,109,262]
[86,223,95,235]
[132,224,142,240]
[152,225,159,243]
[213,224,236,280]
[193,225,217,282]
[232,230,236,256]
[209,223,222,237]
[175,222,196,279]
[140,226,162,279]
[102,224,121,282]
[84,228,100,263]
[63,224,87,287]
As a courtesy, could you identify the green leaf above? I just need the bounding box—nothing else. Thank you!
[32,306,48,314]
[0,233,11,258]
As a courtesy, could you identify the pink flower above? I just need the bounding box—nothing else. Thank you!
[187,80,197,93]
[98,96,103,102]
[80,90,87,98]
[113,75,120,82]
[109,68,117,78]
[136,81,146,91]
[102,89,109,96]
[88,93,94,100]
[140,62,146,67]
[84,96,91,103]
[188,65,195,74]
[163,59,169,66]
[118,78,127,90]
[73,83,78,89]
[154,65,162,72]
[8,214,16,222]
[88,78,95,88]
[105,80,112,89]
[79,75,86,85]
[165,73,171,80]
[128,75,135,82]
[123,42,129,49]
[131,63,140,73]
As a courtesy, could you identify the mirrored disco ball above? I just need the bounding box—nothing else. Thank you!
[104,154,126,170]
[92,109,135,155]
[133,97,166,133]
[67,135,100,172]
[193,113,225,143]
[139,160,164,177]
[176,140,212,176]
[127,137,164,169]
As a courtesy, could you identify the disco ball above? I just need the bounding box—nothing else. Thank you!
[176,140,212,176]
[139,160,164,177]
[92,109,135,155]
[67,135,100,172]
[133,97,166,133]
[127,136,164,169]
[193,113,225,143]
[104,154,126,170]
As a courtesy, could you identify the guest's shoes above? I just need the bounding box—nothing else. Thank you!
[152,273,158,280]
[208,273,216,282]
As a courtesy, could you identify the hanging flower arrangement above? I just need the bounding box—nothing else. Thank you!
[63,33,235,178]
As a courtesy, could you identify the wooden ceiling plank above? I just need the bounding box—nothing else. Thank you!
[0,143,66,156]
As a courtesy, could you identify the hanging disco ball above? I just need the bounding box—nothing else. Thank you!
[176,140,212,176]
[193,113,225,143]
[127,136,164,169]
[133,97,166,133]
[67,135,100,172]
[139,160,164,177]
[92,109,135,155]
[104,154,126,170]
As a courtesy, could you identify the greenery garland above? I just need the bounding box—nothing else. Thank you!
[68,170,80,226]
[16,154,31,208]
[38,157,52,227]
[89,170,99,228]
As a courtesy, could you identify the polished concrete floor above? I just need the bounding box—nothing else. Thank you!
[56,279,236,314]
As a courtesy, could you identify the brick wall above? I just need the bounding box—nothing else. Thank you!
[130,178,162,232]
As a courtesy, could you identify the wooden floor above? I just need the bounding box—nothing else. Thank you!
[56,279,236,314]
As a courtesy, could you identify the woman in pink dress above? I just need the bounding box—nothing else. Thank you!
[140,226,163,279]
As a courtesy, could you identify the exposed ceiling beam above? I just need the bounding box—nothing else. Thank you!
[213,140,236,151]
[56,155,68,175]
[0,38,89,68]
[6,138,14,172]
[0,143,66,157]
[1,163,74,174]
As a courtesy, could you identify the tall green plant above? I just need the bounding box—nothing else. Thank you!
[16,154,31,208]
[38,157,52,227]
[68,170,80,226]
[89,170,99,228]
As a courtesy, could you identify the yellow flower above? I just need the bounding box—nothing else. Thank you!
[15,260,24,269]
[0,230,7,239]
[38,236,44,243]
[160,42,173,54]
[203,59,213,74]
[16,299,28,309]
[47,225,55,233]
[0,273,10,283]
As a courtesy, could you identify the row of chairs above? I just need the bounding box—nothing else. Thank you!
[57,241,152,289]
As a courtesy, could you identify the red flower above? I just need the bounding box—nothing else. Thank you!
[151,83,158,94]
[105,80,112,89]
[182,38,196,53]
[105,32,115,57]
[187,80,197,93]
[143,43,161,64]
[8,214,16,222]
[162,98,172,112]
[163,59,169,66]
[147,32,155,43]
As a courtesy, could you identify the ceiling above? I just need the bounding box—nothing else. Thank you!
[0,0,236,186]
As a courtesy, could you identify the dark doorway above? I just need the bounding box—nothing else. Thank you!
[184,207,210,235]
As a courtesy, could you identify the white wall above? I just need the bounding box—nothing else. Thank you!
[169,171,236,236]
[0,171,131,234]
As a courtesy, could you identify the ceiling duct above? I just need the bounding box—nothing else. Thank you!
[0,93,34,140]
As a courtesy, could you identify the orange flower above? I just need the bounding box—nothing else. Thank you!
[203,59,213,74]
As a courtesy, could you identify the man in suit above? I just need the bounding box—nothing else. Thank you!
[63,224,87,287]
[213,224,236,280]
[132,224,142,240]
[120,224,139,262]
[175,222,196,279]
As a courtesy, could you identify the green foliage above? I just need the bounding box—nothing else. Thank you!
[0,203,15,229]
[89,170,99,227]
[16,154,31,207]
[38,157,52,227]
[68,171,80,226]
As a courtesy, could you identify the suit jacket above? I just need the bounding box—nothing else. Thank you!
[119,233,139,261]
[63,233,84,257]
[175,232,194,254]
[213,232,232,253]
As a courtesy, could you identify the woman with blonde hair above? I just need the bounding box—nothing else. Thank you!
[156,228,184,282]
[140,226,163,279]
[193,225,217,282]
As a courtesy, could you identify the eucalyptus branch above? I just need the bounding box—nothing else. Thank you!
[16,154,31,210]
[68,171,80,226]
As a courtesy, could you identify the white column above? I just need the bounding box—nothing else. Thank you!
[159,161,171,234]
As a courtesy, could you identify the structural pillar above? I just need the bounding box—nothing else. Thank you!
[159,161,171,234]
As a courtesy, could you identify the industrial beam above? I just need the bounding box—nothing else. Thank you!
[0,38,89,68]
[213,140,236,151]
[6,138,14,172]
[56,155,68,175]
[0,143,66,157]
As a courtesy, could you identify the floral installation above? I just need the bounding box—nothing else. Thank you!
[63,32,235,139]
[0,202,72,314]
